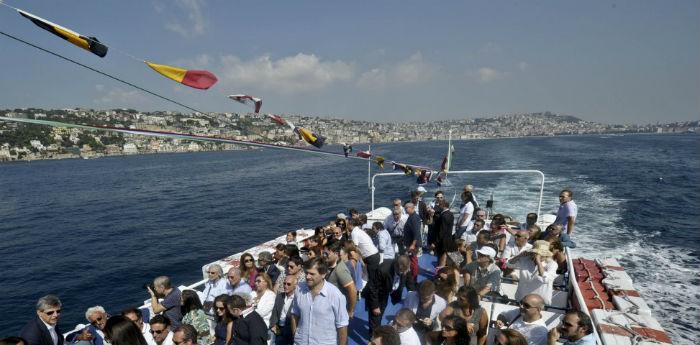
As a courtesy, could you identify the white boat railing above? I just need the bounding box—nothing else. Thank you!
[371,169,546,219]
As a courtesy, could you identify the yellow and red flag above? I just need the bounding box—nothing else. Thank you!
[145,61,218,90]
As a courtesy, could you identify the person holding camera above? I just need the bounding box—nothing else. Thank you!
[147,276,183,328]
[506,241,558,305]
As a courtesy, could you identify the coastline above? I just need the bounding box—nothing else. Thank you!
[1,131,693,163]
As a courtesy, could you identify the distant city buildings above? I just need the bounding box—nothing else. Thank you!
[0,107,697,161]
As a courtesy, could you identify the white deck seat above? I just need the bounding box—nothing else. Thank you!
[501,282,518,300]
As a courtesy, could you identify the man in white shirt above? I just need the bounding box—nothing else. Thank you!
[123,308,156,345]
[392,308,421,345]
[384,207,408,253]
[496,294,548,345]
[201,264,228,313]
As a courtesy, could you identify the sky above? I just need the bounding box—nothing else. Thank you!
[0,0,698,124]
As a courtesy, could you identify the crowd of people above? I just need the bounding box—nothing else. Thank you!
[7,186,595,345]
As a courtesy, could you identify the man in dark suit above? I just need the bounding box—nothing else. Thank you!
[20,295,64,345]
[228,294,268,345]
[403,202,422,281]
[389,255,417,305]
[269,275,298,345]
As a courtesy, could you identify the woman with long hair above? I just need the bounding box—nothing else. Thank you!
[435,266,459,303]
[239,252,258,290]
[180,289,210,344]
[439,286,487,345]
[103,315,148,345]
[438,316,471,345]
[212,295,233,345]
[341,240,366,292]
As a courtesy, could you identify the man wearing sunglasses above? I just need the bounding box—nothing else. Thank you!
[20,295,64,345]
[65,306,108,345]
[495,294,548,345]
[148,315,173,345]
[547,311,595,345]
[269,275,299,345]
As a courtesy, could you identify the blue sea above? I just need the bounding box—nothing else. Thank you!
[1,134,698,344]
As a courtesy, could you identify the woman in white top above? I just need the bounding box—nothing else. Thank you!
[456,191,476,237]
[251,272,276,329]
[506,240,559,305]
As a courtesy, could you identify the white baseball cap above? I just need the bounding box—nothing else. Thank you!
[476,246,497,258]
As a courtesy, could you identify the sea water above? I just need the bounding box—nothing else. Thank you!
[1,134,698,344]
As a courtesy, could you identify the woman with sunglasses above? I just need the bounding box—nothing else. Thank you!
[180,290,210,344]
[428,315,470,345]
[495,329,528,345]
[252,273,276,331]
[239,253,258,290]
[212,295,233,345]
[439,286,487,345]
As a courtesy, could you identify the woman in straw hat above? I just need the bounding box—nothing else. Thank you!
[506,240,559,304]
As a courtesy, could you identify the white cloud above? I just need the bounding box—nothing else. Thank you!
[160,0,206,38]
[356,68,387,89]
[518,61,529,71]
[220,53,354,93]
[94,87,149,105]
[392,52,435,85]
[475,67,507,83]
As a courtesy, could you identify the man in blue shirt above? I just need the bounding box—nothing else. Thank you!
[547,311,595,345]
[291,258,349,345]
[147,276,182,328]
[554,189,577,235]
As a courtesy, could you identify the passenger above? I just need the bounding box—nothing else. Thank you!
[488,214,510,256]
[0,337,27,345]
[384,206,408,254]
[390,255,418,305]
[371,221,396,264]
[463,217,486,248]
[461,246,502,297]
[526,225,542,245]
[171,324,198,345]
[274,255,305,293]
[341,241,365,293]
[201,263,227,313]
[211,295,233,345]
[306,246,321,260]
[445,239,467,268]
[103,315,149,345]
[257,251,281,286]
[549,241,568,275]
[401,280,447,342]
[519,213,541,233]
[427,191,445,252]
[539,224,576,248]
[427,315,470,345]
[502,231,534,279]
[455,190,477,240]
[496,329,528,345]
[369,325,401,345]
[285,231,297,245]
[410,189,430,225]
[148,276,183,328]
[392,308,421,345]
[291,258,349,345]
[335,218,349,239]
[228,294,268,345]
[273,243,289,272]
[179,290,210,345]
[495,294,548,345]
[239,253,259,290]
[436,199,456,268]
[547,310,595,345]
[269,275,298,345]
[121,307,155,345]
[554,189,577,236]
[464,231,491,266]
[20,295,64,345]
[349,208,361,222]
[226,266,253,296]
[506,241,559,305]
[252,272,276,330]
[435,265,459,303]
[323,241,358,317]
[328,225,347,244]
[65,305,108,345]
[463,184,479,207]
[404,202,423,280]
[391,199,406,215]
[148,315,173,345]
[439,286,488,345]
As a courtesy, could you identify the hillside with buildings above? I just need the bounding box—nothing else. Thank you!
[0,108,697,161]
